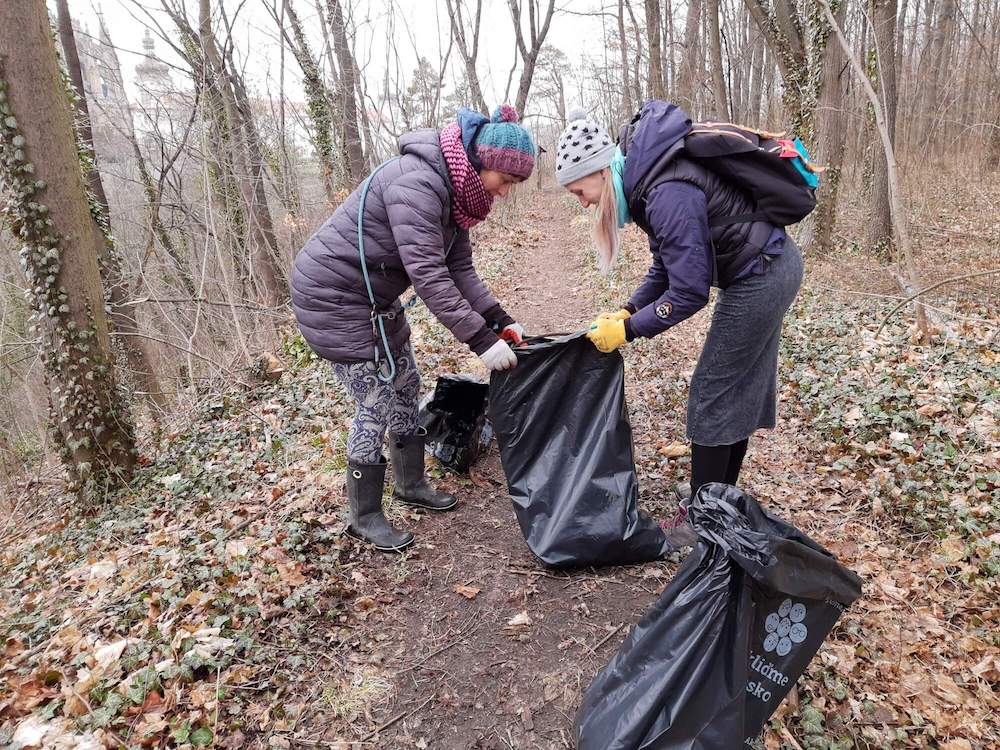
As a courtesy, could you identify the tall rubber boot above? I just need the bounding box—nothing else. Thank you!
[345,458,414,552]
[389,428,458,511]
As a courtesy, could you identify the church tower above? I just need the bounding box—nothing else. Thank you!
[135,29,173,109]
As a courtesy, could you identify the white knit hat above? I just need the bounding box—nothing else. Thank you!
[555,107,616,186]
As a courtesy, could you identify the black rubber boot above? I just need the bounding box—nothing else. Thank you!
[389,428,458,511]
[345,458,414,552]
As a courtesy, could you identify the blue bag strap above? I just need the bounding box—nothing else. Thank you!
[358,158,401,383]
[358,158,462,382]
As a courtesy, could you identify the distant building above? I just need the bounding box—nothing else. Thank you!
[75,15,194,167]
[135,29,174,109]
[73,15,130,161]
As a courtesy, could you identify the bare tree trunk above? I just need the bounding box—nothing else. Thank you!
[923,0,955,131]
[312,0,339,89]
[444,0,489,115]
[678,0,703,113]
[646,0,666,99]
[905,0,927,148]
[706,0,729,118]
[618,0,634,115]
[0,1,137,489]
[55,0,166,409]
[805,0,849,255]
[55,0,109,216]
[226,60,288,306]
[280,0,337,201]
[747,29,765,124]
[895,0,909,81]
[986,1,1000,167]
[508,0,557,115]
[867,0,899,255]
[957,0,982,130]
[199,3,268,302]
[730,4,747,121]
[200,0,285,307]
[163,4,249,295]
[623,1,645,111]
[761,49,776,125]
[328,0,366,181]
[354,63,379,161]
[819,0,930,341]
[744,0,830,142]
[664,0,676,92]
[313,0,350,178]
[556,70,567,124]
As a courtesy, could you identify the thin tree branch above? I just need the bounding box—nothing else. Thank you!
[875,269,1000,338]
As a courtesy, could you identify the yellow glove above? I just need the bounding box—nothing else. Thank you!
[587,317,627,353]
[597,309,632,322]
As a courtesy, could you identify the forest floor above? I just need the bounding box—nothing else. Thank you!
[2,183,999,750]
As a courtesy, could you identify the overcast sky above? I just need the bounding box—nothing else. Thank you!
[63,0,615,116]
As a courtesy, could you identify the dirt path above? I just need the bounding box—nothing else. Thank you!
[502,191,595,334]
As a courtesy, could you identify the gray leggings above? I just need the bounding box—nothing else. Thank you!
[331,345,421,464]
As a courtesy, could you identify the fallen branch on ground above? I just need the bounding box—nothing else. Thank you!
[876,269,1000,339]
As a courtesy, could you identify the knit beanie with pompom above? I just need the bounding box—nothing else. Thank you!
[555,107,616,186]
[471,104,536,179]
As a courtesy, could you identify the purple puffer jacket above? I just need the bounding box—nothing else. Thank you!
[291,130,511,363]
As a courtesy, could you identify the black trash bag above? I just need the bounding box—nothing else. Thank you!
[418,375,493,472]
[574,483,863,749]
[488,332,672,567]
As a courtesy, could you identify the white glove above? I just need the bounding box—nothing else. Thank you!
[502,323,526,342]
[479,339,518,371]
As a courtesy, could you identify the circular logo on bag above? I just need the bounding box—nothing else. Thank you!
[764,598,808,657]
[790,622,808,644]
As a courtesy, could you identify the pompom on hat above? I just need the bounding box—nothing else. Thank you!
[472,104,536,179]
[555,106,616,186]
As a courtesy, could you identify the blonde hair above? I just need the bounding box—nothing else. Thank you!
[592,168,620,273]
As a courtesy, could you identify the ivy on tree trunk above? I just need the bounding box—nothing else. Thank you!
[0,5,137,495]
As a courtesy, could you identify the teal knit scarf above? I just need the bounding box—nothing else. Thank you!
[610,146,632,228]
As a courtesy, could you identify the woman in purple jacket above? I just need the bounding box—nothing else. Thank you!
[291,105,534,552]
[556,101,803,506]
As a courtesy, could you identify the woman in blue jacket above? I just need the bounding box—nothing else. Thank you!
[556,101,803,502]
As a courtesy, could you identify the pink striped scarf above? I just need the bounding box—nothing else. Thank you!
[439,122,493,229]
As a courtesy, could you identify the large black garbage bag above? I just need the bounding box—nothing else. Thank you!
[574,484,863,749]
[488,332,671,567]
[418,375,493,472]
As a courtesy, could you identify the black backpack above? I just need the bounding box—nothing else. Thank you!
[618,116,821,229]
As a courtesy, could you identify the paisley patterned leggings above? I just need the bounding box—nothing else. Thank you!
[331,345,421,464]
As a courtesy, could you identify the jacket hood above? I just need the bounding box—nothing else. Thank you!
[399,128,452,189]
[621,101,692,199]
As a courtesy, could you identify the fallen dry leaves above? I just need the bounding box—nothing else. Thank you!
[453,584,481,599]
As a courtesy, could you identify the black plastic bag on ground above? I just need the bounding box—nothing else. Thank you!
[418,375,493,473]
[574,483,863,749]
[488,332,672,567]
